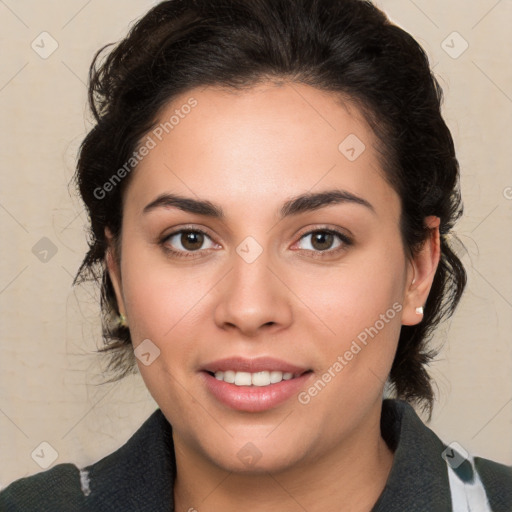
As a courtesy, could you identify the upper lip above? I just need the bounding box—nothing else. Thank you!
[201,357,311,374]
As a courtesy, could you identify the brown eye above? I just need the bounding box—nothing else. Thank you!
[163,229,216,256]
[180,231,205,251]
[310,231,335,251]
[297,229,351,253]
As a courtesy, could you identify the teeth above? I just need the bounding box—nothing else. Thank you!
[234,372,252,386]
[213,370,298,386]
[223,370,236,383]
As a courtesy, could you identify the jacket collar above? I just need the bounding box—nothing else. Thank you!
[372,399,451,511]
[84,408,176,511]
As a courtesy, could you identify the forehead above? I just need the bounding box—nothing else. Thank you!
[124,82,400,223]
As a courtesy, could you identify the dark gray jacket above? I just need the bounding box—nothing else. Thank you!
[1,399,511,511]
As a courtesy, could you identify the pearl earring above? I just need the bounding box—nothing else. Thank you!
[415,306,424,315]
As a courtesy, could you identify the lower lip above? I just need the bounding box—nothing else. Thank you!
[200,371,313,412]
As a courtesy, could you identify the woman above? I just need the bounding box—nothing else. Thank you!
[1,0,511,510]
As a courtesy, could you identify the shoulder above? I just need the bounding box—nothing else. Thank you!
[0,463,83,511]
[374,399,512,512]
[0,409,176,512]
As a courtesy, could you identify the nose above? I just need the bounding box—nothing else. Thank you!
[213,244,293,338]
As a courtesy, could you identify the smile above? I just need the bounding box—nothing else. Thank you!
[201,370,314,412]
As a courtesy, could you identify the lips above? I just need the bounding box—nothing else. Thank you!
[200,370,313,412]
[200,356,311,375]
[199,356,313,412]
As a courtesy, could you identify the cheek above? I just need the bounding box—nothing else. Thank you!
[119,249,209,411]
[292,246,405,337]
[291,243,405,394]
[121,244,208,339]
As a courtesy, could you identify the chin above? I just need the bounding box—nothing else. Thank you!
[200,434,309,475]
[214,451,303,475]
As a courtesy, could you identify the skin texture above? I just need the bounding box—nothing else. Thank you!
[106,82,440,512]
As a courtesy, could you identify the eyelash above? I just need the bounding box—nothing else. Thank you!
[160,226,353,260]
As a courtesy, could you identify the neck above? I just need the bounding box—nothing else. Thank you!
[173,402,394,512]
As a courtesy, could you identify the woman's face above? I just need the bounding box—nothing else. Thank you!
[108,82,435,473]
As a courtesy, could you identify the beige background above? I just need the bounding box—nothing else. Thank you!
[0,0,511,488]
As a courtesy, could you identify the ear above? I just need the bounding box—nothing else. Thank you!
[401,216,441,326]
[105,227,126,317]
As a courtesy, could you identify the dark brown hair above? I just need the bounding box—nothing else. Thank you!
[74,0,466,418]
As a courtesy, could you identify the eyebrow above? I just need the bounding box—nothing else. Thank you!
[142,189,375,218]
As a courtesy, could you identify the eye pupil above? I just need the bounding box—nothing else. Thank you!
[312,232,333,251]
[182,231,203,250]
